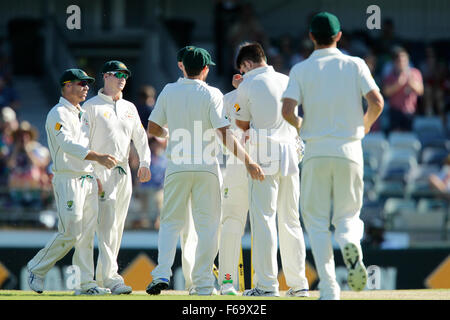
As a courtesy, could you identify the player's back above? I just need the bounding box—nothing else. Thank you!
[244,66,290,131]
[150,77,227,173]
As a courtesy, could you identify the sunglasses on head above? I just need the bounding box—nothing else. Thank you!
[107,72,129,80]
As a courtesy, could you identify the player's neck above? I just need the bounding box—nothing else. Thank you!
[62,94,81,109]
[315,43,338,50]
[103,87,122,101]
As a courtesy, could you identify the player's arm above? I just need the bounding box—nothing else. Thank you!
[147,121,169,139]
[130,105,151,182]
[49,111,117,169]
[363,90,384,134]
[281,98,303,132]
[84,151,117,169]
[216,125,264,181]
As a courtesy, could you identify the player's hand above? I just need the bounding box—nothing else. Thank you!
[246,162,265,181]
[232,74,243,89]
[97,154,118,169]
[137,167,151,183]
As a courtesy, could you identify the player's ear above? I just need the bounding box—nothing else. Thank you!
[334,31,343,43]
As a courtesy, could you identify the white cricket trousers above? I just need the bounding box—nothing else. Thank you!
[300,157,364,298]
[180,200,197,290]
[27,174,98,290]
[95,165,132,289]
[152,171,222,294]
[218,163,248,288]
[249,170,308,292]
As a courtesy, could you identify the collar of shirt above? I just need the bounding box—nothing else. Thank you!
[243,65,274,79]
[59,96,84,115]
[178,77,208,87]
[97,88,123,104]
[310,47,342,58]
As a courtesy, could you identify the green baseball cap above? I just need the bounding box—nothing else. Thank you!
[177,45,196,62]
[101,60,131,76]
[60,68,95,86]
[182,47,216,70]
[310,12,341,37]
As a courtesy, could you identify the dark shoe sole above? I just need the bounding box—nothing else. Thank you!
[146,282,169,295]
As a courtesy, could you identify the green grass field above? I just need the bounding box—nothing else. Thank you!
[1,289,449,300]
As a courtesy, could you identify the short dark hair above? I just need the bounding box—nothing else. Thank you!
[235,42,266,70]
[184,64,204,77]
[311,32,335,46]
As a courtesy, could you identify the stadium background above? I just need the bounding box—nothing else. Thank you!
[0,0,449,293]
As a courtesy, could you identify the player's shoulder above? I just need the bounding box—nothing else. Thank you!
[82,95,102,109]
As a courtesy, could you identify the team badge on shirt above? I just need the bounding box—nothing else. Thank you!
[66,200,74,211]
[55,122,62,131]
[234,104,240,112]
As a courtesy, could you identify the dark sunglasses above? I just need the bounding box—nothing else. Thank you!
[108,72,129,80]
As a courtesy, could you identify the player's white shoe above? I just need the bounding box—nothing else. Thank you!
[74,286,111,295]
[243,288,280,297]
[342,242,367,291]
[286,288,309,297]
[111,283,132,295]
[220,283,239,296]
[28,271,44,294]
[189,287,218,296]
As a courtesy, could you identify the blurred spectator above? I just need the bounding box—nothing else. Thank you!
[0,75,19,110]
[214,0,242,76]
[382,47,424,131]
[419,46,448,119]
[374,18,403,76]
[428,154,450,200]
[136,85,156,129]
[227,3,268,80]
[6,121,50,209]
[0,106,18,188]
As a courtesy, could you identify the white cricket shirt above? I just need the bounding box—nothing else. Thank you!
[83,89,151,170]
[45,97,93,175]
[149,77,229,177]
[282,48,380,166]
[234,65,299,174]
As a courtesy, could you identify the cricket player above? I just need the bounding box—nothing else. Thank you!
[281,12,384,300]
[145,47,264,296]
[217,74,249,295]
[83,61,151,295]
[27,69,118,295]
[175,46,197,291]
[233,42,309,297]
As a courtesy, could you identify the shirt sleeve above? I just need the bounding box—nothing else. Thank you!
[358,59,380,96]
[282,66,302,104]
[130,104,151,168]
[148,88,167,128]
[209,89,230,129]
[48,109,90,160]
[234,82,251,122]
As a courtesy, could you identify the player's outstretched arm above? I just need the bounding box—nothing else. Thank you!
[85,151,117,169]
[216,126,265,181]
